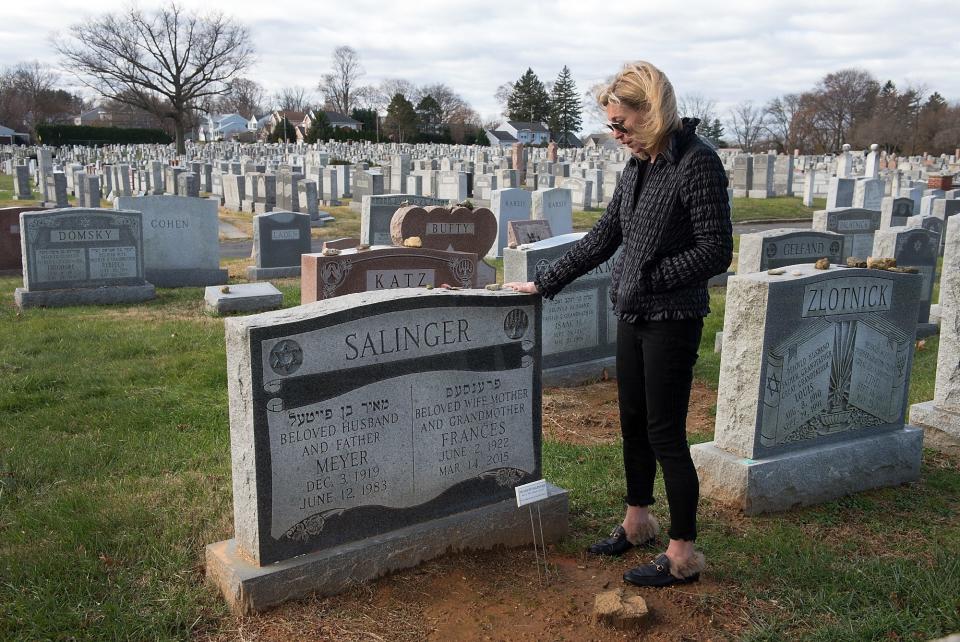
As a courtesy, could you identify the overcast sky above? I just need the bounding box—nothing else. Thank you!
[3,0,959,133]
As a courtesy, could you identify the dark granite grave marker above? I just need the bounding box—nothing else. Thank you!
[692,265,923,513]
[247,211,312,280]
[15,207,155,309]
[205,289,567,613]
[0,206,49,272]
[737,228,844,273]
[508,220,553,247]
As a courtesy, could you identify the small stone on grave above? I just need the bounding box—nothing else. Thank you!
[593,588,649,631]
[847,257,867,268]
[867,257,896,270]
[403,236,422,248]
[814,258,830,269]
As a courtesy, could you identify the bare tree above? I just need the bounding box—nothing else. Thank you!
[764,94,802,152]
[810,68,880,151]
[0,61,79,133]
[494,82,513,117]
[728,101,766,152]
[274,86,314,112]
[678,93,717,124]
[319,46,364,115]
[419,83,473,124]
[54,2,254,153]
[582,79,613,130]
[216,77,265,117]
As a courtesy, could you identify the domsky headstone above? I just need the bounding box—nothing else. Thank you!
[205,288,567,613]
[692,264,923,514]
[15,207,156,309]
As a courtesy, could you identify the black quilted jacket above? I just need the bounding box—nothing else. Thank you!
[535,118,732,321]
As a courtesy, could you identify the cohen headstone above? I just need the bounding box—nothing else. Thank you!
[115,195,227,287]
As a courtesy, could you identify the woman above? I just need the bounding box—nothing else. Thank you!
[505,60,732,587]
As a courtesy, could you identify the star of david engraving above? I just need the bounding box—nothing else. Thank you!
[269,339,303,376]
[766,372,781,396]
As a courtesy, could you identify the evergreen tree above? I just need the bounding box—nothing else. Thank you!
[507,68,550,123]
[384,93,418,143]
[350,108,378,132]
[304,110,331,144]
[547,65,582,145]
[268,116,296,143]
[700,118,726,147]
[415,95,443,134]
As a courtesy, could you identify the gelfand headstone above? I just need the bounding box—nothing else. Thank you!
[692,265,923,514]
[504,233,618,385]
[115,195,227,287]
[205,289,567,613]
[910,216,960,445]
[737,229,844,273]
[15,208,156,309]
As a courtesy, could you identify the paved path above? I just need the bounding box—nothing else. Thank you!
[732,219,811,235]
[218,220,248,240]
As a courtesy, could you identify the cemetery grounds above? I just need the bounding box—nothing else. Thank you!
[1,176,958,641]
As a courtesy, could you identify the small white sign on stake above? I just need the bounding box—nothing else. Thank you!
[515,479,548,507]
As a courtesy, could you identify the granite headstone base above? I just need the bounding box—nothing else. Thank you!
[543,357,616,387]
[206,484,568,614]
[916,322,939,339]
[204,283,283,315]
[909,401,960,444]
[14,284,156,310]
[691,427,922,515]
[149,268,229,288]
[245,265,301,281]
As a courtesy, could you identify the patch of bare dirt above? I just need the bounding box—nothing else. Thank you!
[542,380,717,445]
[204,547,745,642]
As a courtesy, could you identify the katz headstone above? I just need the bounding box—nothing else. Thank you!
[301,246,481,302]
[205,289,567,613]
[692,264,923,514]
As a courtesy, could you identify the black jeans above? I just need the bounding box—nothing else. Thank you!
[616,317,703,541]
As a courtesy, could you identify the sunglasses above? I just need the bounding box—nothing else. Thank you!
[605,121,629,134]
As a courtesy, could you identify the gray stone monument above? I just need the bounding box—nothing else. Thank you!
[489,188,532,259]
[812,208,881,260]
[737,229,844,274]
[115,195,227,287]
[205,288,566,613]
[531,187,573,236]
[247,210,312,280]
[910,216,960,446]
[693,264,924,513]
[504,233,618,385]
[15,208,156,309]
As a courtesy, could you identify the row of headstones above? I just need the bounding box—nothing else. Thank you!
[6,194,941,613]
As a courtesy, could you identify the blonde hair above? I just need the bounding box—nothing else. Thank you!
[597,61,681,158]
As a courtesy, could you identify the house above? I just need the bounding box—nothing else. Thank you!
[485,129,518,148]
[501,121,550,145]
[554,131,584,148]
[198,113,250,142]
[303,110,363,132]
[0,124,28,145]
[74,104,162,129]
[582,133,618,151]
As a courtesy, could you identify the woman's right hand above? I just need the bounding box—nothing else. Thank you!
[502,281,539,294]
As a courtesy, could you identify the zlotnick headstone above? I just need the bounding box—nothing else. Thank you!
[692,264,923,514]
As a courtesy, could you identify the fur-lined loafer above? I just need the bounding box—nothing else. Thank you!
[622,552,704,587]
[587,523,657,556]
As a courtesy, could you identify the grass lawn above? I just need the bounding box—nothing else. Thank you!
[1,270,957,639]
